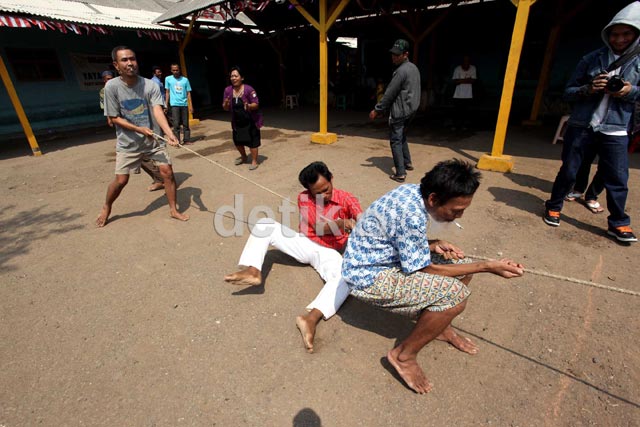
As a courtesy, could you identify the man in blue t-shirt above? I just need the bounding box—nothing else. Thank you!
[165,63,193,144]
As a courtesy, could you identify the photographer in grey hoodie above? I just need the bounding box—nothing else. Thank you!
[544,2,640,243]
[369,39,421,183]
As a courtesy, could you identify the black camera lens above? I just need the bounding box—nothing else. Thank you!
[606,75,624,92]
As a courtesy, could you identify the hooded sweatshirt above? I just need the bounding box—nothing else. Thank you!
[601,2,640,48]
[564,1,640,133]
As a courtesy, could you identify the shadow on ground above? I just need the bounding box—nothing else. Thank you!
[0,204,84,271]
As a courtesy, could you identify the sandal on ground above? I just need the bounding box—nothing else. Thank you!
[405,164,415,171]
[585,200,604,213]
[564,191,583,202]
[234,157,247,166]
[389,174,406,183]
[249,164,259,171]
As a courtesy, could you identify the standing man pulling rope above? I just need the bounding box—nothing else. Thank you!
[96,46,189,227]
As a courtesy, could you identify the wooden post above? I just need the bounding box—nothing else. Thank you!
[523,0,590,125]
[178,14,200,127]
[522,24,560,125]
[0,55,41,156]
[290,0,350,144]
[477,0,537,173]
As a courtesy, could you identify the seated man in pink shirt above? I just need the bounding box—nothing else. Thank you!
[224,161,363,353]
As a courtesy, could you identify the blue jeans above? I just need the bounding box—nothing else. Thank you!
[389,114,414,176]
[546,126,630,227]
[573,151,605,201]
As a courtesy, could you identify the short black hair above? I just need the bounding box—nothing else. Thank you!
[230,66,243,77]
[419,159,481,205]
[151,65,161,72]
[298,161,333,189]
[111,46,132,61]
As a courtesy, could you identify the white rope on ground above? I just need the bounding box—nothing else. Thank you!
[469,254,640,297]
[154,133,290,202]
[157,134,640,298]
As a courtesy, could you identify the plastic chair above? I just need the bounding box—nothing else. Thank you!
[285,94,299,109]
[552,114,570,144]
[336,95,347,111]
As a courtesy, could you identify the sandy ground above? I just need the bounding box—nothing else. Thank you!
[1,108,639,427]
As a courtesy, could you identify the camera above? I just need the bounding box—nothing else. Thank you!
[606,75,625,92]
[592,73,625,93]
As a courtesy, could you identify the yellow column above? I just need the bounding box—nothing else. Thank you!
[477,0,536,173]
[311,0,338,144]
[179,15,200,127]
[291,0,349,144]
[0,56,41,156]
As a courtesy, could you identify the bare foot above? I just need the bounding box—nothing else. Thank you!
[436,326,479,355]
[148,182,164,192]
[95,205,111,228]
[387,347,433,394]
[295,315,317,353]
[223,267,261,286]
[170,211,190,222]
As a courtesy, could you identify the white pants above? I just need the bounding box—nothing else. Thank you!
[237,218,349,319]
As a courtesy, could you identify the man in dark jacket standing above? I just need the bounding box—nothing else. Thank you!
[543,2,640,243]
[370,39,421,183]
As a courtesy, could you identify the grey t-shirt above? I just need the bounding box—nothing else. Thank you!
[104,76,163,153]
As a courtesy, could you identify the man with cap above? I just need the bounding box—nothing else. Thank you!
[369,39,421,183]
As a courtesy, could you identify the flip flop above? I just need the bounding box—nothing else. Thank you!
[586,200,604,213]
[405,164,415,171]
[564,191,583,202]
[249,164,259,170]
[234,157,247,166]
[389,174,406,183]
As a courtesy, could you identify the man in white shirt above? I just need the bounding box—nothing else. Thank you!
[451,55,477,130]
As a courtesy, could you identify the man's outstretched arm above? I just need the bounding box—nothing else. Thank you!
[421,257,524,279]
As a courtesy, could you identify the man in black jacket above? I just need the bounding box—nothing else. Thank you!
[369,39,421,183]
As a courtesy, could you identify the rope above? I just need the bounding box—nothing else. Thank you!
[154,133,290,202]
[156,134,640,298]
[468,254,640,297]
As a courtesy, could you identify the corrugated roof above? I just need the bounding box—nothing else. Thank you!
[0,0,180,31]
[64,0,181,14]
[153,0,225,24]
[154,0,499,31]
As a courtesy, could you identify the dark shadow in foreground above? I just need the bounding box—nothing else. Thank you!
[293,407,322,427]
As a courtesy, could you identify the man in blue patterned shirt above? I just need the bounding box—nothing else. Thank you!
[342,159,524,394]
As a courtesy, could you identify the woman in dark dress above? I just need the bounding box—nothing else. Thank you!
[222,66,263,170]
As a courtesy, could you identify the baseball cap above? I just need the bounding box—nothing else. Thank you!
[389,39,409,55]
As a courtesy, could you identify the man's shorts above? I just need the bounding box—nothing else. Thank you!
[350,254,472,320]
[115,146,171,175]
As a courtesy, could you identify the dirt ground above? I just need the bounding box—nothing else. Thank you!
[1,108,639,427]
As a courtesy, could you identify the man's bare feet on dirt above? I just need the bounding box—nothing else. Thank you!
[148,182,164,192]
[170,211,190,222]
[223,267,261,286]
[387,347,433,394]
[436,325,479,354]
[295,315,317,353]
[95,205,111,228]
